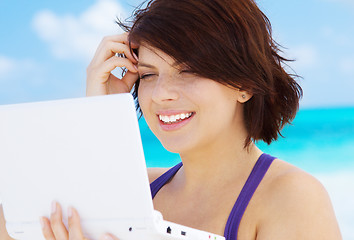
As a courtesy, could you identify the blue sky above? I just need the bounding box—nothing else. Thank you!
[0,0,353,108]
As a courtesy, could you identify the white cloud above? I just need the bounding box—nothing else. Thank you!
[32,0,126,61]
[0,56,45,91]
[0,56,16,78]
[285,44,319,70]
[0,56,40,83]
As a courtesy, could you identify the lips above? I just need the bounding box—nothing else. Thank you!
[158,112,193,124]
[156,111,195,131]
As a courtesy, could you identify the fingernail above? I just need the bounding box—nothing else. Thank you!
[39,217,45,229]
[68,207,73,218]
[51,201,57,214]
[133,52,138,60]
[134,64,138,70]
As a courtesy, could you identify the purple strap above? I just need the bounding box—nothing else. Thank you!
[224,153,275,240]
[150,162,183,198]
[150,154,275,240]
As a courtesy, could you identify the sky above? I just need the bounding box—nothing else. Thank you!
[0,0,354,108]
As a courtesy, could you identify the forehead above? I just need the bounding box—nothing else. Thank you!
[138,44,179,68]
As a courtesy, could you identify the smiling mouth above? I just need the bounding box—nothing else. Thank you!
[158,112,194,124]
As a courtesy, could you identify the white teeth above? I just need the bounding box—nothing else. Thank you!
[158,112,193,124]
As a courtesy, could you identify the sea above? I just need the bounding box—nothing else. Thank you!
[138,107,354,239]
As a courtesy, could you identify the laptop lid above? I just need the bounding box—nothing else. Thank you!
[0,94,154,233]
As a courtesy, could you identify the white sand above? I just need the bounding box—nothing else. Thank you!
[315,171,354,239]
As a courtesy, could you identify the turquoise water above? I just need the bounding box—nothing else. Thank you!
[139,107,354,173]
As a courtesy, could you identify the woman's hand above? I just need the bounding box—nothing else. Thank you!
[41,202,119,240]
[86,33,139,96]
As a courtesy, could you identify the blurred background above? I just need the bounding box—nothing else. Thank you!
[1,0,353,238]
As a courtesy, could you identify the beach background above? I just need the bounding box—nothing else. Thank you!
[1,0,353,238]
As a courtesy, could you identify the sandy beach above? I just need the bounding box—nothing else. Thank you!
[316,171,354,239]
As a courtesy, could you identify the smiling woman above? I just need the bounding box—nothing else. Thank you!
[126,0,303,147]
[137,45,249,154]
[0,0,342,239]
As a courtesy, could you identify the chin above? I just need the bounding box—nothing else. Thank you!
[159,140,185,154]
[158,136,195,155]
[146,118,198,155]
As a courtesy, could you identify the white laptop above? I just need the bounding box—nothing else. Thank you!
[0,93,225,240]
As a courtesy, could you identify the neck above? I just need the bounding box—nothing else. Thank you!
[178,133,263,191]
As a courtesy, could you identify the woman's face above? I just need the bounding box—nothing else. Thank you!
[137,45,245,155]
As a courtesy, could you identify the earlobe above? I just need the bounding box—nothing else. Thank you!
[237,91,253,103]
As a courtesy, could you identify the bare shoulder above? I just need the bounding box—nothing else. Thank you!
[257,159,342,239]
[147,167,170,184]
[265,159,326,195]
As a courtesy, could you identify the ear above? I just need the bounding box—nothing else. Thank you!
[237,90,253,103]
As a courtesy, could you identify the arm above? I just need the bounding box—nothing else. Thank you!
[257,170,342,239]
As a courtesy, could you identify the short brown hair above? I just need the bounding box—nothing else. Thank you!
[119,0,302,146]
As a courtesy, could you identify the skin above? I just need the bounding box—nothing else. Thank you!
[0,33,342,240]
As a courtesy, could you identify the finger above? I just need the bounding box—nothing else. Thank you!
[113,42,138,63]
[91,34,127,67]
[121,71,140,91]
[101,56,138,79]
[92,42,138,68]
[107,71,139,94]
[40,217,56,240]
[50,201,69,240]
[107,33,139,54]
[87,56,138,86]
[99,233,120,240]
[67,207,85,240]
[102,33,139,49]
[91,33,138,66]
[101,33,130,45]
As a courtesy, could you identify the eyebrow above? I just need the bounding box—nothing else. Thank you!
[138,61,182,69]
[137,62,157,69]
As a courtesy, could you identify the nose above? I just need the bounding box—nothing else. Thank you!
[151,74,179,103]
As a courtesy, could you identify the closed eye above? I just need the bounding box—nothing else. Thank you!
[139,74,155,80]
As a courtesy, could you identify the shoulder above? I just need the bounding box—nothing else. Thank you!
[265,159,325,197]
[256,159,342,239]
[147,167,170,184]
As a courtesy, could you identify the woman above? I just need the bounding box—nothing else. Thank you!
[0,0,342,239]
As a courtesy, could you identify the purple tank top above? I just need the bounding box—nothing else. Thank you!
[150,153,275,240]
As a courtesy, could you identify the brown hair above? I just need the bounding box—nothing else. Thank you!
[118,0,302,146]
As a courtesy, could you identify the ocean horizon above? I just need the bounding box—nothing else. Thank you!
[140,106,354,172]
